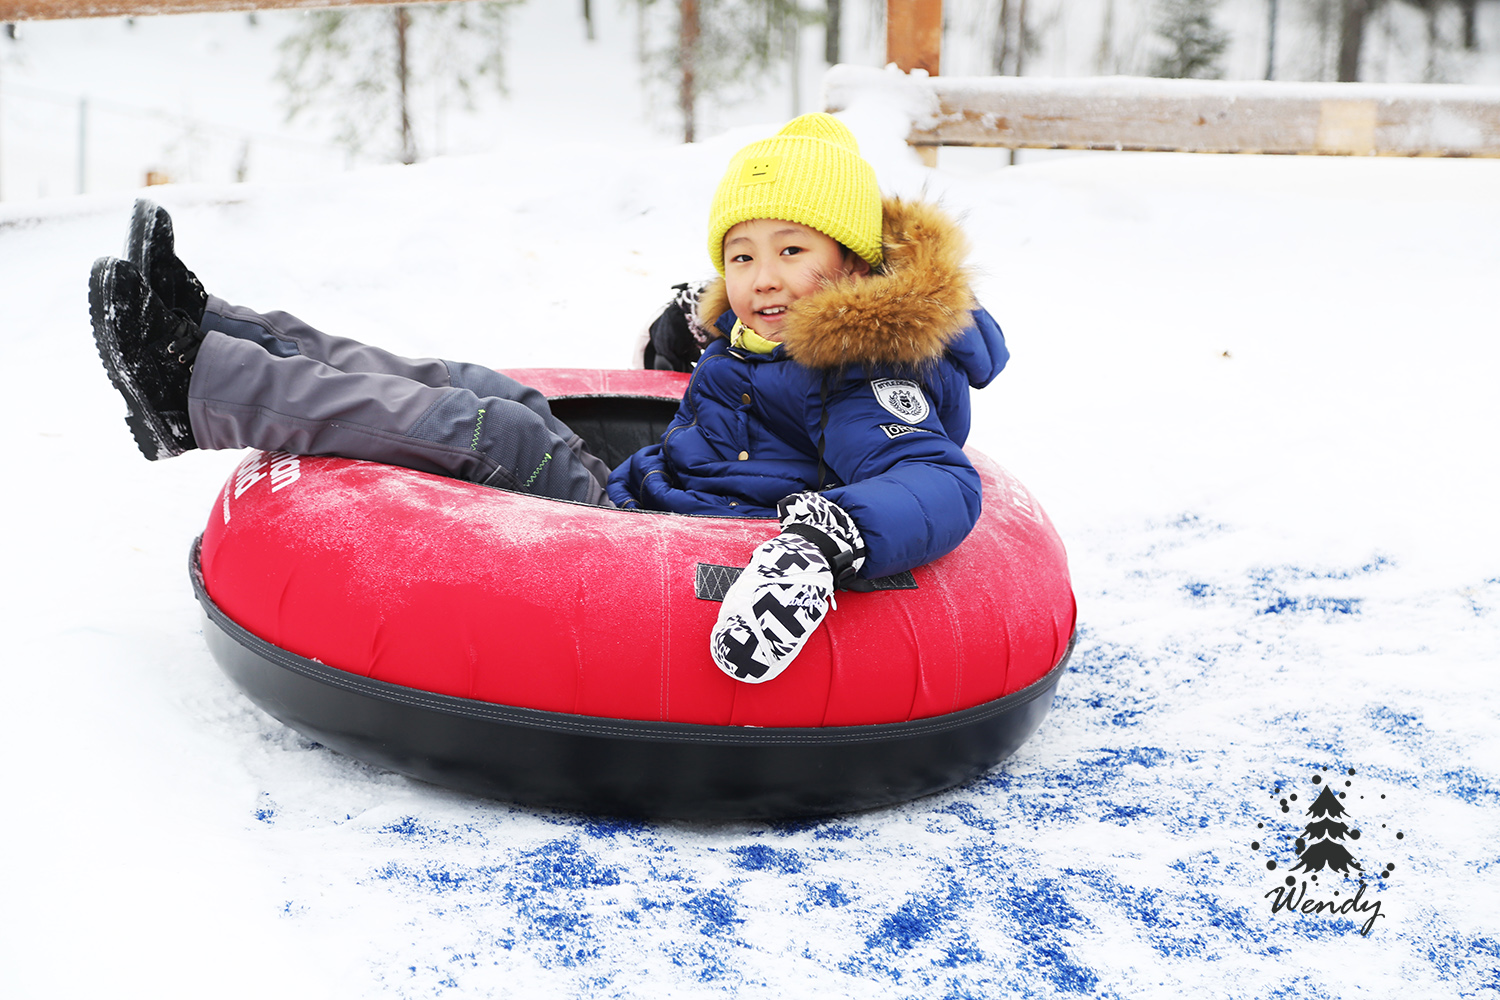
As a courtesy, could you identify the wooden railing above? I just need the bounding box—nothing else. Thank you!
[12,1,1497,160]
[0,0,431,18]
[824,66,1500,158]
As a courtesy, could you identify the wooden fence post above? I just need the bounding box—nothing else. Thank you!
[886,0,941,166]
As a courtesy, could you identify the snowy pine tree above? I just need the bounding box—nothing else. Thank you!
[1148,0,1229,79]
[277,1,521,165]
[630,0,814,142]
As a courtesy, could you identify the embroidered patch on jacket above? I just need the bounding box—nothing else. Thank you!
[879,422,933,439]
[871,378,930,424]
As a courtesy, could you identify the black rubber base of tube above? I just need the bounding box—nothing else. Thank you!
[192,539,1069,820]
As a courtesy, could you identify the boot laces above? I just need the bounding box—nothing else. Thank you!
[158,308,202,368]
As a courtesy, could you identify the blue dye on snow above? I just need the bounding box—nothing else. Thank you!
[255,792,276,824]
[1074,869,1268,961]
[1471,935,1500,963]
[1462,583,1494,617]
[579,816,646,840]
[1165,511,1227,534]
[1302,735,1350,761]
[636,895,675,913]
[1083,745,1168,771]
[419,867,475,891]
[1005,877,1088,935]
[1023,941,1099,994]
[1068,634,1147,678]
[1186,889,1257,938]
[937,801,998,831]
[1266,981,1337,999]
[1367,704,1425,735]
[671,940,733,982]
[850,870,1101,991]
[682,888,741,937]
[978,744,1174,827]
[1051,637,1169,735]
[370,859,504,894]
[1073,871,1188,954]
[1408,931,1500,993]
[865,887,957,952]
[1259,593,1361,616]
[1440,768,1499,805]
[518,838,621,891]
[1099,803,1151,826]
[1249,559,1389,586]
[934,934,985,968]
[527,906,589,942]
[768,817,826,836]
[380,815,426,838]
[805,882,849,908]
[729,843,804,874]
[356,834,640,976]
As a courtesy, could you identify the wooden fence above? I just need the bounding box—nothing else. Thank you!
[824,67,1500,158]
[0,0,429,18]
[11,1,1498,159]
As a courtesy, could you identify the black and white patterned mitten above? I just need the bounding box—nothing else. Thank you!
[776,491,867,586]
[710,493,867,684]
[672,281,714,348]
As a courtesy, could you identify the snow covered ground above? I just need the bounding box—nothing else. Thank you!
[2,61,1499,1000]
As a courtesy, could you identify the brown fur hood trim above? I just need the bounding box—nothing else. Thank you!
[696,197,976,371]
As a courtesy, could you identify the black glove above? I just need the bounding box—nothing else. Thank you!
[642,281,714,372]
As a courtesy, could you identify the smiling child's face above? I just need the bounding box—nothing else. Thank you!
[722,218,871,342]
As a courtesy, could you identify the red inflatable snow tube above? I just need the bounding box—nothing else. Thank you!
[192,369,1076,818]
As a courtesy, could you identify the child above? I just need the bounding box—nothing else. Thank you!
[90,113,1007,685]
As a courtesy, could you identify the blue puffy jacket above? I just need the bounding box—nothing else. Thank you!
[609,198,1008,580]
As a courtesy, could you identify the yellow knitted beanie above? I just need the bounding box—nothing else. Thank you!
[707,113,883,275]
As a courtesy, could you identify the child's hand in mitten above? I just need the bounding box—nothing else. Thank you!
[642,281,713,372]
[709,493,866,683]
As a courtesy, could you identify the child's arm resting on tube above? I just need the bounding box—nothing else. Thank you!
[813,376,983,581]
[708,376,981,683]
[709,492,865,684]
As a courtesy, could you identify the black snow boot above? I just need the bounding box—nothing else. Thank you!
[89,256,204,460]
[125,198,209,324]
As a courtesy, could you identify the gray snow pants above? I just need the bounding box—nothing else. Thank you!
[186,296,614,506]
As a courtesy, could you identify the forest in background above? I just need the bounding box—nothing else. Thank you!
[271,0,1500,150]
[0,0,1495,194]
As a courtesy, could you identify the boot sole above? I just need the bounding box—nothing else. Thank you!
[89,256,185,462]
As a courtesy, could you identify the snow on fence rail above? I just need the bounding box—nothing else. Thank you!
[824,66,1500,158]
